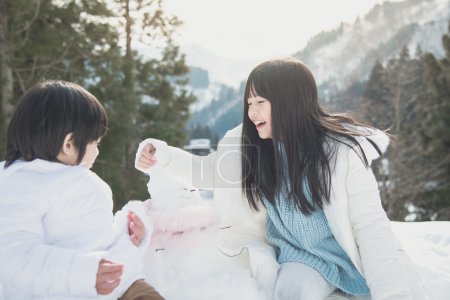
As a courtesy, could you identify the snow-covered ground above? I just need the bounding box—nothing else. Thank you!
[136,171,450,300]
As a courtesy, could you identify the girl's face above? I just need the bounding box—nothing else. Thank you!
[247,95,272,139]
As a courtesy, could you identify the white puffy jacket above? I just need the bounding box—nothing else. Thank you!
[0,159,151,300]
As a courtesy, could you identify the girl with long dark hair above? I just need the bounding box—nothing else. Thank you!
[240,57,424,299]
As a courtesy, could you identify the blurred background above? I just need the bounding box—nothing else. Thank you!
[0,0,449,221]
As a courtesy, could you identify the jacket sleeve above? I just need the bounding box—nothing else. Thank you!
[113,200,153,256]
[100,220,144,299]
[346,148,428,300]
[0,193,105,297]
[135,138,217,189]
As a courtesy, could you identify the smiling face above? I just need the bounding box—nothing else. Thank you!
[247,94,272,139]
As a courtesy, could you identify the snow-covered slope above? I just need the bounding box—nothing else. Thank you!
[295,0,450,87]
[187,82,223,112]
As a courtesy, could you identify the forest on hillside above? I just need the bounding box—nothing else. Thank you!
[358,38,450,221]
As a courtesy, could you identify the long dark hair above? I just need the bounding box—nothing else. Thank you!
[5,80,107,167]
[241,57,381,214]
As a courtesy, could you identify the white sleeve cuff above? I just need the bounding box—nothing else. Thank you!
[68,251,106,296]
[114,201,153,255]
[135,138,171,173]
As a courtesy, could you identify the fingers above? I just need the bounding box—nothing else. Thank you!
[137,144,157,171]
[130,233,140,246]
[138,157,156,168]
[128,211,145,246]
[142,144,156,158]
[140,144,157,164]
[129,226,142,246]
[96,259,124,295]
[129,211,144,229]
[96,279,121,295]
[97,259,123,274]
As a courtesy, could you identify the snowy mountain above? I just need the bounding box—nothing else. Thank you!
[186,0,450,138]
[294,0,450,87]
[182,45,256,125]
[187,83,221,112]
[186,81,244,138]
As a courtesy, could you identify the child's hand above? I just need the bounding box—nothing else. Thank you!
[136,143,157,172]
[96,259,123,295]
[128,211,145,246]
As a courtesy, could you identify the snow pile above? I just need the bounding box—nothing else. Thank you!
[391,221,450,300]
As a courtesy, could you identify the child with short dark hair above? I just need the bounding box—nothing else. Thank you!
[0,81,164,300]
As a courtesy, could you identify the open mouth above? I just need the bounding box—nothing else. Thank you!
[255,120,266,129]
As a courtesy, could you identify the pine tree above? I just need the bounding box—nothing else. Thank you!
[359,60,393,210]
[384,25,450,221]
[361,60,394,130]
[90,0,195,208]
[387,49,425,220]
[414,51,450,220]
[0,0,119,156]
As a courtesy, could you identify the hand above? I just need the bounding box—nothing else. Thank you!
[95,259,123,295]
[128,211,145,246]
[136,143,157,172]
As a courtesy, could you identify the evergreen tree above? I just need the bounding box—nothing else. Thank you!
[0,0,117,156]
[387,49,425,220]
[359,60,394,210]
[364,25,450,221]
[361,60,393,130]
[398,22,450,220]
[414,51,450,220]
[91,0,195,208]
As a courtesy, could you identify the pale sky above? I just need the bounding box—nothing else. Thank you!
[163,0,386,60]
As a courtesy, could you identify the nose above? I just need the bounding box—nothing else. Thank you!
[248,105,258,116]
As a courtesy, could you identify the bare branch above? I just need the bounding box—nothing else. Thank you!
[14,44,72,72]
[13,69,26,95]
[15,0,41,35]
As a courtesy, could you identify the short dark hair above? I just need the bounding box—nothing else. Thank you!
[5,80,107,167]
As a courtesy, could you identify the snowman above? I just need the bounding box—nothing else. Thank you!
[141,167,266,300]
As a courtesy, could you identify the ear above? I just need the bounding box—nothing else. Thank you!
[60,133,76,155]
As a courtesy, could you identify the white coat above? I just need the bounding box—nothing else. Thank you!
[135,124,427,300]
[0,159,151,300]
